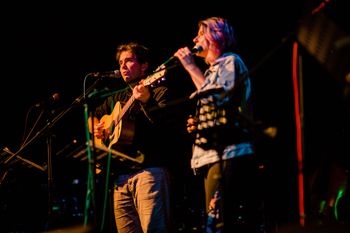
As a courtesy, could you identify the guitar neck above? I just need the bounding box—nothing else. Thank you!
[114,69,167,124]
[116,95,135,124]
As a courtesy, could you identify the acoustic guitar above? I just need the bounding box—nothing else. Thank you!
[90,69,167,150]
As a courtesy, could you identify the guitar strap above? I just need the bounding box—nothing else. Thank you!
[127,82,154,124]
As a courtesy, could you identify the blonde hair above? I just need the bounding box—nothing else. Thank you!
[198,17,236,51]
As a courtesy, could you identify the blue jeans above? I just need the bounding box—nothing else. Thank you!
[113,167,171,233]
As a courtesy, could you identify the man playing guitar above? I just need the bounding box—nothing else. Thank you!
[89,42,172,233]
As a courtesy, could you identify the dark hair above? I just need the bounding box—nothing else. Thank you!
[115,42,150,65]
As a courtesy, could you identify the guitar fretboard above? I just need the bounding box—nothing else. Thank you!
[116,94,135,126]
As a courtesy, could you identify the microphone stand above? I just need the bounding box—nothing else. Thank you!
[3,79,101,231]
[1,147,46,172]
[154,56,180,73]
[3,80,100,165]
[46,131,54,229]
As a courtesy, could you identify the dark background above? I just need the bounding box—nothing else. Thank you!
[0,0,349,232]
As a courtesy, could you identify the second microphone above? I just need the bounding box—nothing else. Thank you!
[89,70,121,78]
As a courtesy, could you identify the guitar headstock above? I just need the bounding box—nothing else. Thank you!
[143,69,167,87]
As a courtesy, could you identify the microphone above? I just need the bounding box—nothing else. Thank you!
[191,45,203,54]
[155,45,203,71]
[35,93,60,108]
[89,70,121,78]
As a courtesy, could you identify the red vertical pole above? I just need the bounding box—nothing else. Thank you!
[292,41,305,226]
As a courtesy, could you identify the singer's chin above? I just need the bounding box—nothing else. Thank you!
[124,76,132,82]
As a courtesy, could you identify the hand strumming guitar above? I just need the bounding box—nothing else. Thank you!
[93,120,108,140]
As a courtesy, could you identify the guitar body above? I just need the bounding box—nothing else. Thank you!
[97,101,135,149]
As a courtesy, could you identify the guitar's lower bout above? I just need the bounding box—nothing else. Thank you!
[99,101,135,149]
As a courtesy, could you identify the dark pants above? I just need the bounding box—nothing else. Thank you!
[202,155,263,233]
